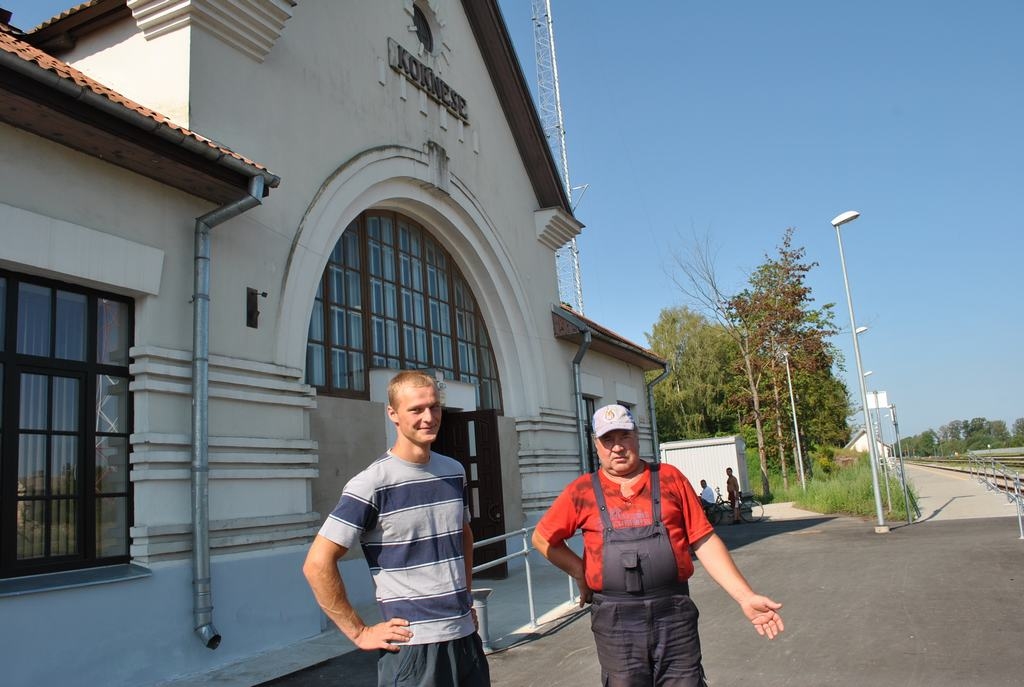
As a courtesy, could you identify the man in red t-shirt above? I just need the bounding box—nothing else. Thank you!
[533,404,784,686]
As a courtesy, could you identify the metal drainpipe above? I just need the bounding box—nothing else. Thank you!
[646,369,669,464]
[572,330,592,474]
[191,175,265,649]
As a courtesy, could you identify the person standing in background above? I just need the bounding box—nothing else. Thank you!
[726,467,741,524]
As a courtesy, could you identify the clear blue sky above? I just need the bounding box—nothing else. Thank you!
[8,1,1023,438]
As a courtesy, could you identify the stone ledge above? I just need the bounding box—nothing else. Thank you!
[128,0,297,63]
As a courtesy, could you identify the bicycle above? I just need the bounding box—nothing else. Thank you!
[703,488,733,526]
[739,493,764,523]
[703,488,764,525]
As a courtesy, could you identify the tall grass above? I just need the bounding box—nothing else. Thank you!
[752,456,917,520]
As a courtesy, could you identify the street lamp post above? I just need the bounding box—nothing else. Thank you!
[830,210,888,533]
[890,403,914,523]
[782,350,806,491]
[869,389,892,511]
[863,374,892,509]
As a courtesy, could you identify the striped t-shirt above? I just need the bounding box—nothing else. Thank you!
[319,451,475,644]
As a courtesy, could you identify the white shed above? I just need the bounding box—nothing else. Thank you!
[659,436,750,498]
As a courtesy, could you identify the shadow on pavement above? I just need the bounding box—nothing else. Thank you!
[258,650,378,686]
[256,608,594,686]
[711,515,838,551]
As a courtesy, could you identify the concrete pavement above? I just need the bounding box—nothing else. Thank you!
[179,463,1022,686]
[908,463,1020,522]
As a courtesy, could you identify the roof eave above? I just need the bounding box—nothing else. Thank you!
[0,30,278,204]
[552,305,666,372]
[461,0,573,216]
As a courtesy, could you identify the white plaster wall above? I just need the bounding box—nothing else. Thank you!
[0,3,649,683]
[0,124,323,682]
[175,0,567,415]
[1,548,315,687]
[59,16,193,127]
[50,0,581,461]
[54,0,568,417]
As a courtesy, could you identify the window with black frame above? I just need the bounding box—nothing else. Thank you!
[305,211,502,412]
[584,396,598,472]
[0,271,132,578]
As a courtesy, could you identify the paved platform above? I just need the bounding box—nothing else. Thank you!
[185,464,1022,686]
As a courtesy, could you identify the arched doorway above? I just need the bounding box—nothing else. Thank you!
[305,209,508,575]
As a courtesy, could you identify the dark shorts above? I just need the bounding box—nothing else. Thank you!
[590,592,707,687]
[376,632,490,687]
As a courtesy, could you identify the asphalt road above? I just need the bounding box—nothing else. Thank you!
[484,515,1024,687]
[262,466,1023,687]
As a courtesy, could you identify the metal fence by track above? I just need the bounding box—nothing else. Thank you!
[967,451,1024,539]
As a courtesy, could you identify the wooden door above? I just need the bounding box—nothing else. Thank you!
[435,409,507,578]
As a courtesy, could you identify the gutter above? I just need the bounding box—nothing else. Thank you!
[0,47,281,189]
[646,369,670,463]
[571,330,592,474]
[2,37,279,649]
[191,174,265,649]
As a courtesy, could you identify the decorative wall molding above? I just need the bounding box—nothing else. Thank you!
[128,345,319,560]
[534,206,583,251]
[130,512,320,562]
[127,0,298,62]
[129,345,316,408]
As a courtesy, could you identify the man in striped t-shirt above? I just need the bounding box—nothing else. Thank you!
[303,371,490,686]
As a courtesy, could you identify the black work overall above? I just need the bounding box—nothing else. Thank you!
[589,465,706,687]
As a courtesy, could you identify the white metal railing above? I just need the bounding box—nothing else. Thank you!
[470,527,578,650]
[966,452,1024,540]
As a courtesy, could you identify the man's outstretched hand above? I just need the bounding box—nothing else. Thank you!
[741,595,784,639]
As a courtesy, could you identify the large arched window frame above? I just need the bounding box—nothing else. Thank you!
[306,210,502,411]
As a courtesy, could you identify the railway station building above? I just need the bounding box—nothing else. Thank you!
[0,1,665,684]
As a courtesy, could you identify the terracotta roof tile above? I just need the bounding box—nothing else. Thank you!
[25,1,101,33]
[555,304,667,370]
[0,25,275,178]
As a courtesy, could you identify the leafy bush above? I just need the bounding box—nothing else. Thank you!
[754,455,917,519]
[810,445,836,475]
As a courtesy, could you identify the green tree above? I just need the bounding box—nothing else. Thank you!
[669,228,844,496]
[727,229,840,492]
[902,429,937,457]
[795,369,851,453]
[646,307,740,440]
[1012,418,1024,442]
[669,232,777,494]
[990,420,1010,442]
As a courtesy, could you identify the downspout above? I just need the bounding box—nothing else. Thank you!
[646,368,669,463]
[191,175,265,649]
[572,330,592,474]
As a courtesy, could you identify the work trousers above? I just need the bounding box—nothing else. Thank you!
[590,592,707,687]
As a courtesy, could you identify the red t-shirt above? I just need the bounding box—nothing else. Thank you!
[535,463,714,592]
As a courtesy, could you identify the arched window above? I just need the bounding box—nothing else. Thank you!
[413,5,434,53]
[306,211,502,411]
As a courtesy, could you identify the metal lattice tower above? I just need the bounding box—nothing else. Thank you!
[532,0,584,314]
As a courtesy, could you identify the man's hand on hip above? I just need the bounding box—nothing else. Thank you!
[354,618,413,652]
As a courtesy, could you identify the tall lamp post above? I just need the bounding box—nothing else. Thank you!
[782,350,806,490]
[830,210,888,533]
[889,403,913,523]
[868,387,892,510]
